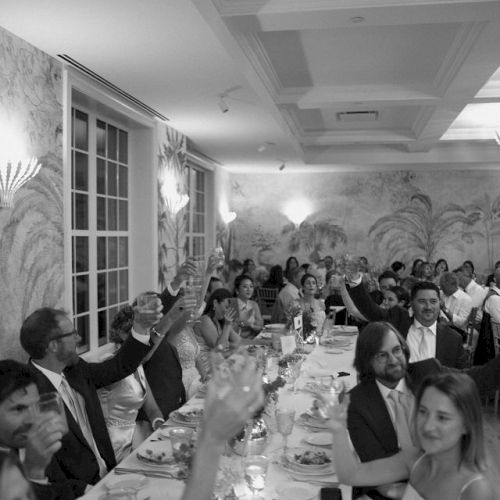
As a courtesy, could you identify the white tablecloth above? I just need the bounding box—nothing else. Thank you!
[80,329,357,500]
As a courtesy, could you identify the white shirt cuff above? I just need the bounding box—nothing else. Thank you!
[28,477,49,485]
[167,282,180,296]
[347,275,363,287]
[131,327,151,345]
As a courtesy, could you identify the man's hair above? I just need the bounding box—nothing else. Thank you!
[20,307,67,360]
[390,285,410,308]
[234,274,254,291]
[378,270,399,284]
[410,281,440,301]
[0,360,36,405]
[353,322,410,382]
[440,271,458,288]
[391,261,405,273]
[287,266,305,283]
[208,276,221,292]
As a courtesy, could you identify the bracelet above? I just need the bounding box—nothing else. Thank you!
[152,417,165,430]
[151,327,165,338]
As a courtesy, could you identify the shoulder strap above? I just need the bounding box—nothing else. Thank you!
[459,474,485,498]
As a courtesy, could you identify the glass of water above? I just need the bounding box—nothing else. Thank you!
[243,454,269,499]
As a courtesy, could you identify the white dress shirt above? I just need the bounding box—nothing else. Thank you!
[443,288,472,329]
[464,280,488,322]
[406,320,437,362]
[484,285,500,323]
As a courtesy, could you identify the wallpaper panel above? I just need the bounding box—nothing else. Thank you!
[0,27,63,360]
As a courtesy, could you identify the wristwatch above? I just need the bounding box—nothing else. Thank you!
[151,327,165,338]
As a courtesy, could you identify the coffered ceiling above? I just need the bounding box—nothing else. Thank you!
[1,0,500,171]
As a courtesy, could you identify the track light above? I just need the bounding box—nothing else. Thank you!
[218,95,229,113]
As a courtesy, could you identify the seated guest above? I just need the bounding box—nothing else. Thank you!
[262,265,285,290]
[20,304,159,491]
[241,258,256,279]
[0,360,79,499]
[233,275,263,339]
[253,266,269,289]
[346,270,467,368]
[391,261,406,279]
[400,276,419,294]
[300,273,326,328]
[382,286,409,310]
[223,259,244,293]
[439,271,472,332]
[0,451,35,500]
[433,258,448,285]
[462,260,476,279]
[98,307,167,461]
[485,260,500,288]
[410,258,424,277]
[326,369,495,500]
[416,261,434,281]
[370,289,385,306]
[324,271,348,325]
[378,270,400,291]
[284,255,300,278]
[456,266,487,323]
[271,266,306,323]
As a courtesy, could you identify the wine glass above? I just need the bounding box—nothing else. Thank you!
[243,455,269,499]
[185,256,205,324]
[287,361,303,393]
[275,408,295,457]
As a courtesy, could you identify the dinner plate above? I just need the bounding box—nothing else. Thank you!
[136,442,174,466]
[277,484,320,500]
[297,413,329,430]
[105,474,147,491]
[285,448,333,472]
[280,457,335,476]
[304,432,333,446]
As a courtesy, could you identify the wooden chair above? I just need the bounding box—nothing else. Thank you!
[255,287,279,324]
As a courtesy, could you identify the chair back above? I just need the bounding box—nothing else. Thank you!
[255,287,279,322]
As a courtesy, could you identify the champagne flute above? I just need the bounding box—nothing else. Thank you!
[275,408,295,457]
[243,455,269,499]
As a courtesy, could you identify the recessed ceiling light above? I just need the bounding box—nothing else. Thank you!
[350,16,365,23]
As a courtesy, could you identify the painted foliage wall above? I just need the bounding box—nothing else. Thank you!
[228,169,500,276]
[0,27,63,360]
[157,124,188,289]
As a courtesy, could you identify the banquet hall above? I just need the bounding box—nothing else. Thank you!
[1,1,500,499]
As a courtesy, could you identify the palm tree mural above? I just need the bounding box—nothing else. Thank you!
[466,193,500,270]
[282,217,347,262]
[369,193,478,264]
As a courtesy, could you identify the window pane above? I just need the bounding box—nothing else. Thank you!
[98,310,107,342]
[108,270,118,304]
[76,315,90,351]
[193,213,204,233]
[119,129,128,163]
[107,162,117,196]
[97,272,107,308]
[74,110,88,151]
[107,125,117,160]
[118,165,128,198]
[74,236,89,273]
[108,237,118,268]
[119,237,128,267]
[76,274,89,313]
[108,199,117,230]
[97,196,106,230]
[74,193,88,230]
[196,171,205,191]
[96,158,106,195]
[97,237,106,270]
[73,152,88,191]
[119,200,128,231]
[96,120,106,157]
[119,269,128,302]
[108,306,119,332]
[196,192,204,212]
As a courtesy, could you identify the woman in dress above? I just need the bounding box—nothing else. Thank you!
[233,274,264,339]
[324,372,495,500]
[299,273,326,330]
[98,304,165,461]
[434,258,449,285]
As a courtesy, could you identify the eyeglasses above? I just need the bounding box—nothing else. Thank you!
[373,345,404,364]
[52,330,79,341]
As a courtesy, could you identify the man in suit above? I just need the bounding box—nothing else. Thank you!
[346,273,467,369]
[348,320,500,500]
[0,360,80,499]
[20,304,160,496]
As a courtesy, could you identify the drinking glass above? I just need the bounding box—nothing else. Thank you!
[36,392,68,434]
[275,408,295,456]
[136,291,158,312]
[314,378,346,419]
[243,455,269,499]
[185,256,205,324]
[212,246,225,268]
[287,361,303,393]
[169,427,194,462]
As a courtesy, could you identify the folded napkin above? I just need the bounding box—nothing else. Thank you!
[114,467,184,480]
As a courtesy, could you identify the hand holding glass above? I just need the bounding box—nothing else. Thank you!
[36,392,68,435]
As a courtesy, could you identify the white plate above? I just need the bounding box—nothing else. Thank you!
[286,448,333,471]
[304,432,333,446]
[105,474,147,491]
[136,441,173,465]
[277,484,320,500]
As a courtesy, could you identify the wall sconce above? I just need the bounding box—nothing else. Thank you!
[283,198,312,227]
[159,170,189,215]
[0,158,42,208]
[221,211,237,224]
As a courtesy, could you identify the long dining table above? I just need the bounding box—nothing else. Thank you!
[80,325,358,500]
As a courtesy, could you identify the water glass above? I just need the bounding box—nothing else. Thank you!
[243,455,269,499]
[36,392,68,434]
[136,291,158,312]
[169,427,194,461]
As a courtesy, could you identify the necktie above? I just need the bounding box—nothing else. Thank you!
[388,390,413,450]
[418,326,429,359]
[59,375,108,477]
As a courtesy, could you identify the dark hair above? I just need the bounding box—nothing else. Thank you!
[301,273,317,287]
[391,261,405,273]
[411,258,424,276]
[378,270,399,284]
[0,360,36,405]
[242,259,255,272]
[389,286,410,308]
[353,322,410,382]
[287,266,305,283]
[208,276,221,293]
[285,256,299,272]
[414,373,486,470]
[109,304,135,344]
[234,274,254,293]
[369,289,384,305]
[434,258,449,274]
[204,288,233,317]
[462,260,475,273]
[228,259,243,272]
[267,265,284,287]
[20,307,68,359]
[410,280,440,301]
[300,263,310,272]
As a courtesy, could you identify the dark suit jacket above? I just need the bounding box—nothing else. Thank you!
[29,335,151,495]
[347,283,468,369]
